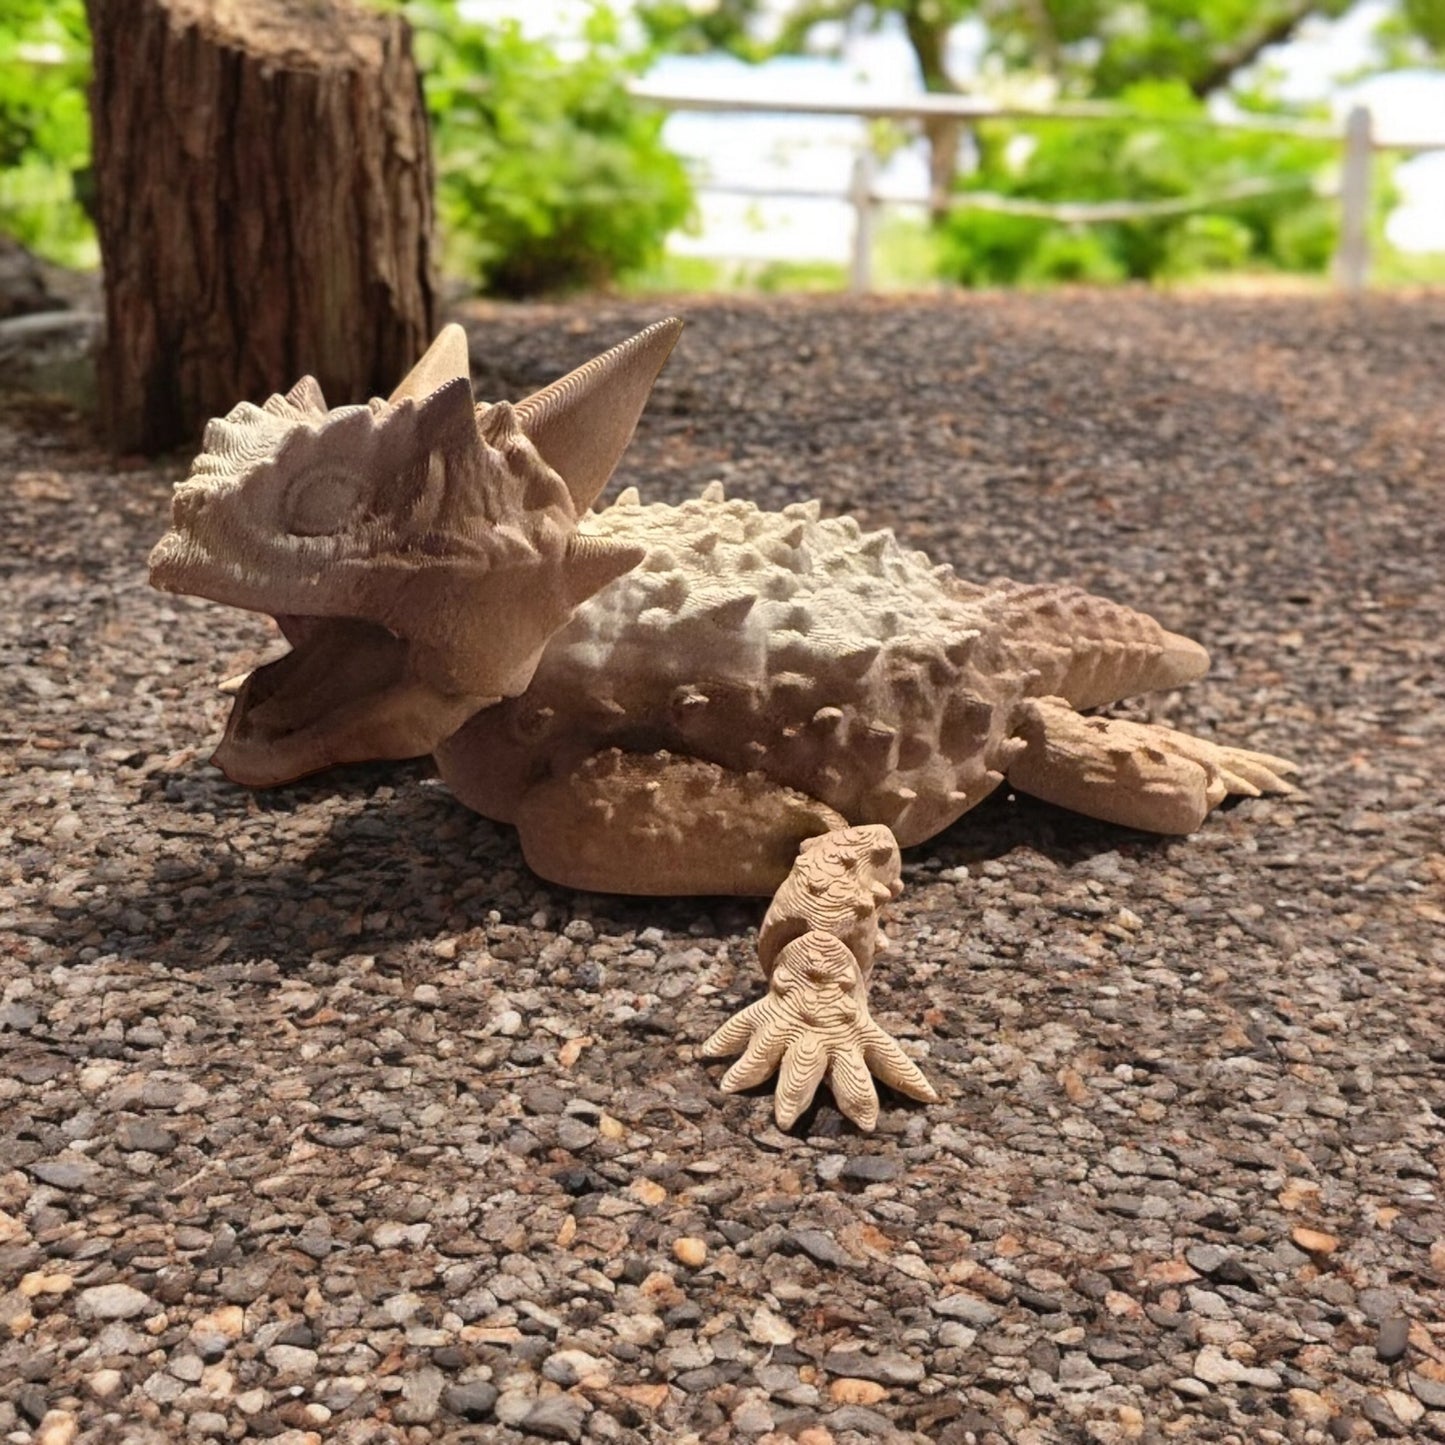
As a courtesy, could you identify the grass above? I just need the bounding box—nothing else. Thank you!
[623,215,944,296]
[625,220,1445,297]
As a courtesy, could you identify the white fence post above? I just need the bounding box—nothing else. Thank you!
[849,147,876,294]
[1335,105,1373,292]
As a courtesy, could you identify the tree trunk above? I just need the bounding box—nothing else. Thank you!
[85,0,436,454]
[902,5,962,224]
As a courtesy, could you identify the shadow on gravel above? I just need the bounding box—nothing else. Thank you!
[85,767,1179,976]
[99,763,761,972]
[914,788,1179,872]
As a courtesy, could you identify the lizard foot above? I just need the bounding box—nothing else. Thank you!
[1007,697,1297,835]
[702,932,937,1132]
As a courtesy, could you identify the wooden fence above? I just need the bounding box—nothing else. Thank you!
[631,86,1445,292]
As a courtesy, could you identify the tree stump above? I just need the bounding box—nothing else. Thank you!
[85,0,437,454]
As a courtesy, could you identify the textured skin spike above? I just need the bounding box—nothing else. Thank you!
[697,593,755,627]
[515,317,683,513]
[477,398,521,445]
[563,535,646,607]
[700,480,726,503]
[940,693,991,759]
[284,375,328,415]
[614,486,641,507]
[945,632,980,665]
[671,685,709,714]
[388,323,470,405]
[834,640,883,677]
[855,723,898,767]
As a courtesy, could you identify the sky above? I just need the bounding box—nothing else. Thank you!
[462,0,1445,264]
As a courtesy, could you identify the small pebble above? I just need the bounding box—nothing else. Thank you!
[1376,1315,1410,1363]
[672,1236,707,1268]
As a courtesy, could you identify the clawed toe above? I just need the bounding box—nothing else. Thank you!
[703,931,935,1132]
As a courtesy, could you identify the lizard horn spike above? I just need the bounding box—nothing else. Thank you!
[562,534,646,607]
[516,317,684,514]
[389,323,471,405]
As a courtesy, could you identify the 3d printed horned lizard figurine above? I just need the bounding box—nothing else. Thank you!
[150,319,1295,1130]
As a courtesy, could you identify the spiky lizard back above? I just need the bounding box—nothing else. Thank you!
[437,484,1207,847]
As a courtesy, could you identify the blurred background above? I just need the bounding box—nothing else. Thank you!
[4,0,1443,298]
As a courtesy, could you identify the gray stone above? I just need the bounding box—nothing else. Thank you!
[394,1365,445,1425]
[933,1293,1001,1327]
[494,1389,536,1427]
[1409,1372,1445,1410]
[30,1157,101,1190]
[542,1349,607,1387]
[116,1119,176,1154]
[218,1259,276,1304]
[1376,1316,1409,1364]
[839,1155,900,1183]
[1058,1352,1113,1389]
[77,1284,156,1321]
[444,1381,499,1420]
[143,1369,185,1403]
[1184,1244,1230,1276]
[555,1118,598,1152]
[731,1396,775,1433]
[264,1345,319,1377]
[825,1404,895,1435]
[784,1228,862,1270]
[522,1393,589,1441]
[937,1322,978,1349]
[822,1349,925,1385]
[168,1354,204,1383]
[1192,1345,1282,1389]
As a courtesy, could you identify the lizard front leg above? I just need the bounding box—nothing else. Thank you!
[702,825,939,1131]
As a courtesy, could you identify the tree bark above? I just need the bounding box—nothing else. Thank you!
[85,0,436,454]
[902,5,962,224]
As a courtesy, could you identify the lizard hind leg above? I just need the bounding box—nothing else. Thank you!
[1005,696,1297,836]
[512,748,848,896]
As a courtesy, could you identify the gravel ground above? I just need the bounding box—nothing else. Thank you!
[2,291,1443,1445]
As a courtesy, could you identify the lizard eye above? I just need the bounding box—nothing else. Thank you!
[284,467,361,536]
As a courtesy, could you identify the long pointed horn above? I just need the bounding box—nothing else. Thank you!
[389,323,472,405]
[516,317,683,513]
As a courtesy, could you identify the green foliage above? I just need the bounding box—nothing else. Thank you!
[0,0,95,267]
[937,81,1343,285]
[641,0,1441,98]
[402,2,693,296]
[1373,0,1445,63]
[638,0,1438,289]
[981,0,1361,99]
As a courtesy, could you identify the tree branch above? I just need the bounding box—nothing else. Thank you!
[1189,1,1321,97]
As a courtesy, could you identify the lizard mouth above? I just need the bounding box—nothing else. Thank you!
[211,618,412,787]
[212,615,497,789]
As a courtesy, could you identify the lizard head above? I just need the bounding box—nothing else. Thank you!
[149,318,682,782]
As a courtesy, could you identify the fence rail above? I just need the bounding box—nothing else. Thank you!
[632,85,1445,292]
